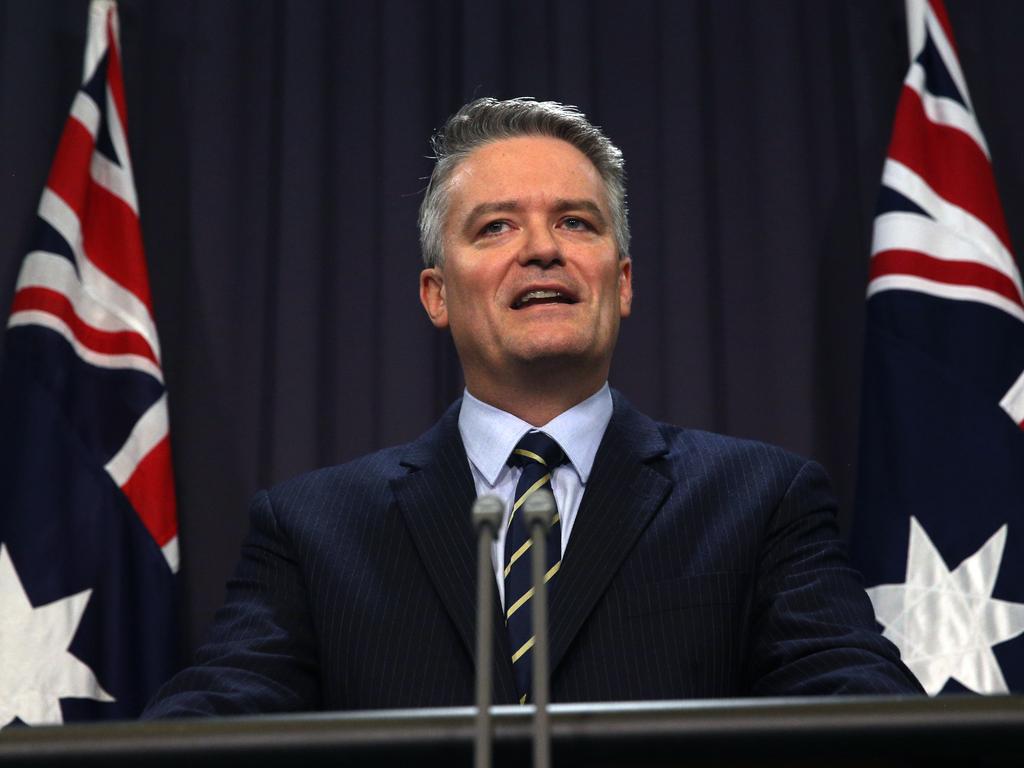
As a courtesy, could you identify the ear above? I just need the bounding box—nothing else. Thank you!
[419,267,449,328]
[618,257,633,318]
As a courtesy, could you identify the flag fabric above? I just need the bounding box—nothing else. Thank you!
[0,0,178,725]
[852,0,1024,696]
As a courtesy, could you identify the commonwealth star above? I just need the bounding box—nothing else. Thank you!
[0,543,114,727]
[867,517,1024,695]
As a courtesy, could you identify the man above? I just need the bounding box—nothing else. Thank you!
[145,98,921,717]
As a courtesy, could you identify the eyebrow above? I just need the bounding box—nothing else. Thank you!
[461,198,608,235]
[463,200,520,232]
[552,199,607,226]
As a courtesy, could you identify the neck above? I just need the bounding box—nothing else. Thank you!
[465,362,608,426]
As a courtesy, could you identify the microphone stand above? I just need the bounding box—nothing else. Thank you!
[471,495,503,768]
[523,489,556,768]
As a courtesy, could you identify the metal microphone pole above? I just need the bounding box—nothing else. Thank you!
[523,489,556,768]
[471,495,503,768]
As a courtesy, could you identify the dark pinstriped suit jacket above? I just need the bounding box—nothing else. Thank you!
[145,392,922,717]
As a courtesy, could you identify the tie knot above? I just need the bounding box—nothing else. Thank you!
[508,431,565,470]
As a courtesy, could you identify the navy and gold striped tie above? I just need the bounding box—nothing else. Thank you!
[504,431,564,704]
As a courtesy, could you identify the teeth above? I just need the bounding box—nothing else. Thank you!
[517,290,561,307]
[525,290,559,301]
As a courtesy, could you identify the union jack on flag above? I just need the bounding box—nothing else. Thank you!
[0,0,178,725]
[853,0,1024,695]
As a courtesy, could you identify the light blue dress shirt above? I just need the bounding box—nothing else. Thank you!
[458,383,614,608]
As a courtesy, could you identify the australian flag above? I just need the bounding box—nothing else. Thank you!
[852,0,1024,695]
[0,0,178,725]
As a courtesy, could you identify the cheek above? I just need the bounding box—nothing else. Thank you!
[596,268,625,308]
[446,276,495,326]
[462,269,505,308]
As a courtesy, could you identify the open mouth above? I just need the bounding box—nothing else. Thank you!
[511,289,578,309]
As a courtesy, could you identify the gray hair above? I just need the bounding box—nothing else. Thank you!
[418,97,630,268]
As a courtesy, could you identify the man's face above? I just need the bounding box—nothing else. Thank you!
[419,136,632,391]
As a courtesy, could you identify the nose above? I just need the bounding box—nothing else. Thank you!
[517,221,563,268]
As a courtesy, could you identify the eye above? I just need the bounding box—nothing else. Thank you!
[480,220,511,236]
[561,216,592,232]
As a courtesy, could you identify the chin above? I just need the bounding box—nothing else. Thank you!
[513,341,595,367]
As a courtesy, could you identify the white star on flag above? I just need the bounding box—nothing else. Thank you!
[0,543,114,727]
[867,517,1024,695]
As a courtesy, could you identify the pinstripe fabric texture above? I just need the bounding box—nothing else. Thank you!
[144,393,922,717]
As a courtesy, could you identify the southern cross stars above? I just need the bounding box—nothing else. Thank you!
[867,517,1024,695]
[0,543,113,727]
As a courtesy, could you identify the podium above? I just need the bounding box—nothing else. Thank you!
[1,696,1022,766]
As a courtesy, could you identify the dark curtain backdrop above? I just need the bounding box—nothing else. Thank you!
[2,1,1022,657]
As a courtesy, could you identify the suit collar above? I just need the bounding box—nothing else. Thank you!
[392,400,519,704]
[548,390,675,678]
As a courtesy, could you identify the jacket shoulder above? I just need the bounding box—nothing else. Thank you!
[260,398,464,517]
[263,444,409,512]
[658,422,811,471]
[609,389,811,478]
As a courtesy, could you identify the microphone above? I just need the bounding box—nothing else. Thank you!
[523,488,556,768]
[471,494,503,768]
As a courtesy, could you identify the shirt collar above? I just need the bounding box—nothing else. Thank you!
[458,383,613,486]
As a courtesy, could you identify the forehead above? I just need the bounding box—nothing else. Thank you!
[445,136,607,217]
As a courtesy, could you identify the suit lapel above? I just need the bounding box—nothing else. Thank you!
[549,393,674,677]
[390,401,518,704]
